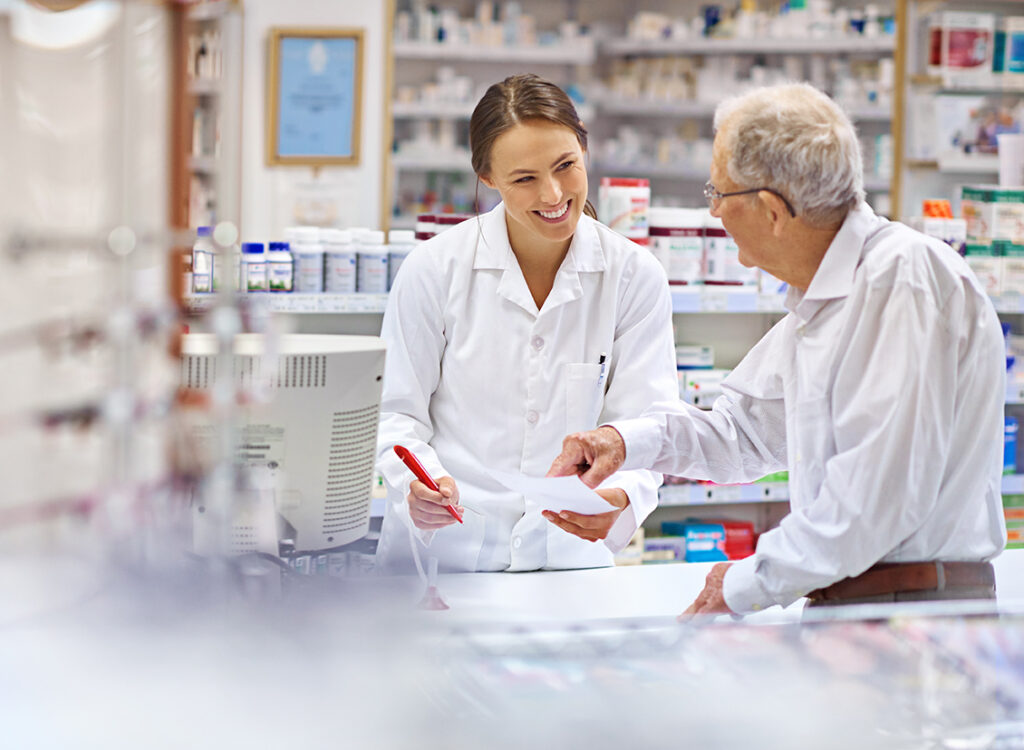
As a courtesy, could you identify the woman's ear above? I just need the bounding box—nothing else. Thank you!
[479,174,496,190]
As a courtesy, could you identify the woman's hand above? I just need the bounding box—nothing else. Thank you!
[542,488,629,542]
[407,476,462,531]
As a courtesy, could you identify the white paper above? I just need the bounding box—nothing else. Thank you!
[490,469,613,515]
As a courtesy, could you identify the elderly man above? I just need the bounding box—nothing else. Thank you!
[547,83,1007,616]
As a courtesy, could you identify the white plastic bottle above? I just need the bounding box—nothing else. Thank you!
[288,226,325,293]
[323,228,356,293]
[356,230,389,294]
[649,207,704,285]
[387,229,417,290]
[192,225,214,293]
[266,241,294,293]
[241,242,267,292]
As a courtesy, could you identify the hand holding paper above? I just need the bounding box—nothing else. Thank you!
[490,469,629,543]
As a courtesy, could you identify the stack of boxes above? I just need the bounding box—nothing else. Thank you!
[1004,493,1024,551]
[960,186,1024,297]
[646,519,756,563]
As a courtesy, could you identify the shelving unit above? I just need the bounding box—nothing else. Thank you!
[602,35,895,57]
[892,0,1024,218]
[170,0,243,231]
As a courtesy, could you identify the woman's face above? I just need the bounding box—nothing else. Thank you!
[480,120,588,255]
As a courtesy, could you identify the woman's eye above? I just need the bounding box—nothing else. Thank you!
[514,176,533,184]
[557,161,574,171]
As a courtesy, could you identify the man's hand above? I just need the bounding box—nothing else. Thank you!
[546,426,627,488]
[406,476,461,531]
[678,562,735,621]
[542,488,629,542]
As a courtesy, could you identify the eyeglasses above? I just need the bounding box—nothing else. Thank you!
[703,181,797,218]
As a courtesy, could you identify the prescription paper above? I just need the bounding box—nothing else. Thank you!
[490,470,613,515]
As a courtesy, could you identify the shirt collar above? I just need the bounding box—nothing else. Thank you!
[790,202,885,315]
[472,203,606,316]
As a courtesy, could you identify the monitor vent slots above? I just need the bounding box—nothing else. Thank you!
[323,405,379,534]
[179,354,328,390]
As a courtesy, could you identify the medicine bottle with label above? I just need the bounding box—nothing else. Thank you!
[288,226,324,293]
[387,229,417,290]
[323,229,356,293]
[267,242,294,292]
[192,225,214,293]
[356,230,389,294]
[241,242,267,292]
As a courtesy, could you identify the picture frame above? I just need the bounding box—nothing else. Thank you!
[266,27,363,166]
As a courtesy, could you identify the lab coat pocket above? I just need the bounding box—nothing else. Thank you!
[565,363,604,434]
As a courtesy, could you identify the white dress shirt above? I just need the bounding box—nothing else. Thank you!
[614,203,1008,613]
[375,203,678,573]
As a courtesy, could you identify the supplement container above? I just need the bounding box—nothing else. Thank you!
[241,242,267,292]
[289,226,325,293]
[415,214,437,241]
[435,214,471,234]
[267,241,294,292]
[704,214,757,285]
[649,207,704,284]
[323,229,356,293]
[192,226,214,293]
[387,229,417,290]
[598,177,650,245]
[356,230,389,294]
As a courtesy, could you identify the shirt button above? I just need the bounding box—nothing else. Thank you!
[531,336,544,350]
[513,536,522,549]
[526,410,539,424]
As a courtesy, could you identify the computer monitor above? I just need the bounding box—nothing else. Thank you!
[180,333,385,555]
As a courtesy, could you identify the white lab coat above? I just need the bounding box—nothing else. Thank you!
[375,203,678,573]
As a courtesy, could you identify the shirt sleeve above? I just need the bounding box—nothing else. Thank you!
[724,274,960,613]
[375,247,449,544]
[596,251,679,551]
[612,321,790,483]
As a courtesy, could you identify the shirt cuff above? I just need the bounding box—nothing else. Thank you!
[604,500,639,552]
[605,417,664,471]
[722,555,775,614]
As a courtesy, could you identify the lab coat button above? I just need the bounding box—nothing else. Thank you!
[531,336,544,350]
[513,536,522,549]
[526,410,539,424]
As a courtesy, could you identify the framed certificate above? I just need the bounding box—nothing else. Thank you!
[266,27,363,166]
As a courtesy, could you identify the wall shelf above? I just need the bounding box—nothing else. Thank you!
[595,160,709,181]
[185,293,389,315]
[391,151,473,172]
[671,288,785,313]
[392,39,596,64]
[602,35,895,57]
[659,482,790,506]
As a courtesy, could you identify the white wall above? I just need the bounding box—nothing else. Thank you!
[240,0,387,241]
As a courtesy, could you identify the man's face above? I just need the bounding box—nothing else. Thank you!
[708,133,771,273]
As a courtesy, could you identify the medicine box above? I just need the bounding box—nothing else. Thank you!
[676,344,714,370]
[928,12,996,77]
[679,368,730,409]
[964,244,1002,296]
[999,241,1024,295]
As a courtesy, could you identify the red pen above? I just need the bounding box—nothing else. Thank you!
[394,445,463,523]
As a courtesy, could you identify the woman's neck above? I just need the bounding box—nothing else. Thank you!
[506,216,572,309]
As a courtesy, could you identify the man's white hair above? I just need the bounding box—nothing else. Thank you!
[713,82,864,227]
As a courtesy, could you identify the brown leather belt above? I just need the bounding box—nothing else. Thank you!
[806,561,995,602]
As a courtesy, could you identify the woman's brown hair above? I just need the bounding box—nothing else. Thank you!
[469,74,597,219]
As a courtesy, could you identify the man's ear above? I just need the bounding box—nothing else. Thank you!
[761,192,791,238]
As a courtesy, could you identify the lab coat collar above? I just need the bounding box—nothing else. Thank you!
[473,203,605,316]
[791,202,884,317]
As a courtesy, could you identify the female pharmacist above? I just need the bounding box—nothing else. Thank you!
[374,74,678,573]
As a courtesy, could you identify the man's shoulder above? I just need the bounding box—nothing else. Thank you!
[858,220,970,291]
